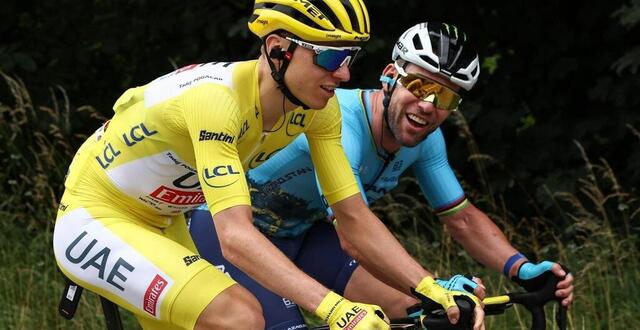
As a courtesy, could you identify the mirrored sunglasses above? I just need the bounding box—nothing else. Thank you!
[286,37,361,72]
[394,63,462,111]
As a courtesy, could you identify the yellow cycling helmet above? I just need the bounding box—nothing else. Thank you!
[248,0,370,42]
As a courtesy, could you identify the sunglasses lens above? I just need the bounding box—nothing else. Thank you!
[399,75,461,111]
[315,49,358,72]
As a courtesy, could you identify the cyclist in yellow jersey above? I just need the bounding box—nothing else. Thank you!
[53,1,483,329]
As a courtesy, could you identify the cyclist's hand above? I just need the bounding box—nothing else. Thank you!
[316,291,390,330]
[512,261,574,307]
[436,274,486,300]
[413,276,485,330]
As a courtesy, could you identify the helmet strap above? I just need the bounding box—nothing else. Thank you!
[264,41,310,110]
[380,74,400,152]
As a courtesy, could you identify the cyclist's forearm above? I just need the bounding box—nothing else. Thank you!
[213,205,329,312]
[332,195,430,296]
[441,203,520,275]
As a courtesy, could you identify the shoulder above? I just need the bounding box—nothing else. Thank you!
[417,127,447,157]
[144,61,257,108]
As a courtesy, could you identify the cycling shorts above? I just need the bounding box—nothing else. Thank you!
[53,191,236,329]
[189,209,359,330]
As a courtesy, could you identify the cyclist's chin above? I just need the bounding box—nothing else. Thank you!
[304,94,332,110]
[398,131,430,147]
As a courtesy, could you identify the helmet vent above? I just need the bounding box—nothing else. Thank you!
[453,72,468,81]
[311,0,345,32]
[412,34,423,51]
[340,0,361,33]
[419,55,439,69]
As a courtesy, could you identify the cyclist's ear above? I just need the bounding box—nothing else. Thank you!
[380,63,397,90]
[263,33,285,58]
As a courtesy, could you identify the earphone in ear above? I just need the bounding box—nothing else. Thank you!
[379,74,395,87]
[269,47,285,59]
[380,74,394,109]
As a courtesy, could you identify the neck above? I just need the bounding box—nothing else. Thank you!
[258,56,299,131]
[369,90,401,154]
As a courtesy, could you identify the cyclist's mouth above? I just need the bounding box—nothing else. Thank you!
[321,85,336,95]
[406,113,428,128]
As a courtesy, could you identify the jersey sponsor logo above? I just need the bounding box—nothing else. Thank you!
[183,255,201,266]
[198,130,235,143]
[282,298,297,309]
[172,171,200,189]
[289,113,306,127]
[238,120,249,140]
[122,123,158,147]
[64,231,136,292]
[381,176,399,183]
[202,165,241,188]
[95,143,122,169]
[95,123,158,169]
[260,166,313,192]
[55,209,174,319]
[392,160,404,172]
[248,149,282,169]
[143,274,169,317]
[286,113,307,136]
[150,186,206,205]
[214,264,231,278]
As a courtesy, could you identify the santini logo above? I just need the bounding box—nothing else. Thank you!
[199,130,234,143]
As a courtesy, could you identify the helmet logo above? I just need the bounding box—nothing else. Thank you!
[256,19,268,26]
[293,0,326,20]
[396,41,408,54]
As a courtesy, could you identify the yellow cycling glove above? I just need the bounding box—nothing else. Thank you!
[413,276,480,311]
[315,291,389,330]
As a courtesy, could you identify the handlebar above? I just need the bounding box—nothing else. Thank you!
[310,265,569,330]
[417,265,568,330]
[504,264,569,330]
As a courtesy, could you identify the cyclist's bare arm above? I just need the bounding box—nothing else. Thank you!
[213,204,329,312]
[331,194,431,295]
[442,202,574,306]
[440,203,521,274]
[332,195,486,329]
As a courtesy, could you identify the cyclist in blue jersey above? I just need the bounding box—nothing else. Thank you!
[188,22,591,330]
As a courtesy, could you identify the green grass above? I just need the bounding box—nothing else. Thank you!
[1,74,639,329]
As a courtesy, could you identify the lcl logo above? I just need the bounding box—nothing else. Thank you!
[202,165,241,188]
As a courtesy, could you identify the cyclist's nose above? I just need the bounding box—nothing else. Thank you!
[417,99,437,115]
[332,64,351,82]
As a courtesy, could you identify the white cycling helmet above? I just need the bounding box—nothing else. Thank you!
[392,22,480,90]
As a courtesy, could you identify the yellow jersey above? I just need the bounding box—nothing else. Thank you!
[64,60,359,227]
